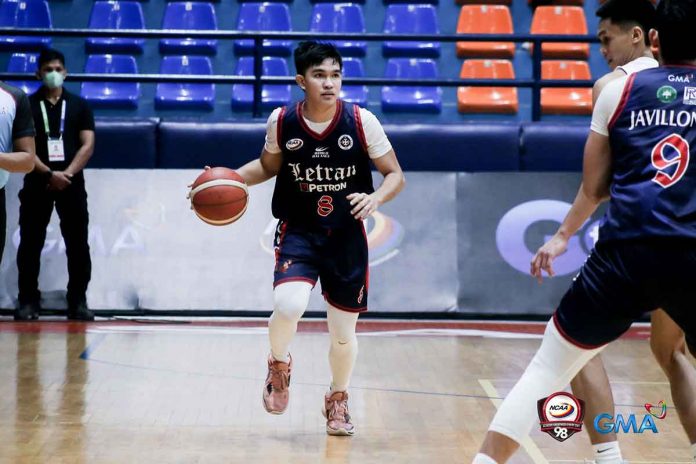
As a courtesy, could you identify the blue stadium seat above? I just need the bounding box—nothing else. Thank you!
[231,56,291,111]
[234,3,292,56]
[382,4,440,58]
[86,1,145,54]
[160,2,218,56]
[81,55,140,109]
[381,58,441,113]
[340,58,367,107]
[155,55,215,110]
[6,53,40,95]
[0,0,52,51]
[309,3,366,57]
[311,0,363,3]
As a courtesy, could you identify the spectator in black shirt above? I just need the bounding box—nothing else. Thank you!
[16,49,95,321]
[0,82,36,267]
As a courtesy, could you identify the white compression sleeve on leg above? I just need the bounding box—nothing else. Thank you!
[268,281,313,363]
[472,453,498,464]
[489,319,604,443]
[327,304,359,392]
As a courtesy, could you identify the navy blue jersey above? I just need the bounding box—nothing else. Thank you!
[271,100,375,229]
[599,66,696,242]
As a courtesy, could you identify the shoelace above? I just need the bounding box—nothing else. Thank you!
[327,399,349,422]
[269,365,289,391]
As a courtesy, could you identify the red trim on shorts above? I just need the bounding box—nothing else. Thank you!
[276,106,286,150]
[353,104,368,153]
[274,277,317,288]
[298,100,343,140]
[607,73,636,131]
[360,221,369,292]
[552,312,606,350]
[323,293,367,313]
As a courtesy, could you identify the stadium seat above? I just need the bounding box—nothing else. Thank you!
[310,0,364,3]
[233,3,292,56]
[457,59,517,114]
[6,53,41,95]
[384,0,438,3]
[159,2,218,56]
[529,0,584,5]
[382,4,440,58]
[86,1,145,54]
[541,60,591,115]
[155,56,215,110]
[340,57,368,107]
[309,3,366,57]
[381,58,441,113]
[530,6,589,59]
[456,5,514,59]
[457,0,510,5]
[231,56,291,111]
[81,55,140,109]
[0,0,52,51]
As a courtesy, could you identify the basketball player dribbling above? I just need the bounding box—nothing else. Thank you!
[531,1,695,462]
[234,41,405,435]
[474,0,696,462]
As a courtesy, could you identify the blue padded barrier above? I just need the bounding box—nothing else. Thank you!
[90,118,159,168]
[520,122,588,172]
[158,121,266,168]
[385,123,520,171]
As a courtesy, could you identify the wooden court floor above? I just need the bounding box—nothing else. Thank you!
[0,318,692,464]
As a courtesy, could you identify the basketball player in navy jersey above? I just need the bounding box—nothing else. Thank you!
[234,41,404,436]
[474,0,696,462]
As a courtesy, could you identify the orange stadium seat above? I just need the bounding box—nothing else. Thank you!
[530,6,589,59]
[541,60,592,115]
[457,59,518,114]
[456,5,514,59]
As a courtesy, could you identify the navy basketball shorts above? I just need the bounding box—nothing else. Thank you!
[273,220,369,312]
[554,238,696,348]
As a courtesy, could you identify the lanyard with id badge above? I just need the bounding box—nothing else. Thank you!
[40,100,66,162]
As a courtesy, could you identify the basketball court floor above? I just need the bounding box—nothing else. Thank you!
[0,318,692,463]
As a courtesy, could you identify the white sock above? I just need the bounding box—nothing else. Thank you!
[268,282,312,363]
[592,441,623,464]
[327,305,359,392]
[472,454,497,464]
[489,319,604,443]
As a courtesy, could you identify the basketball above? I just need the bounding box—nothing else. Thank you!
[189,167,249,226]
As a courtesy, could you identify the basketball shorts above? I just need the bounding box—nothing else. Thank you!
[554,238,696,348]
[273,220,369,312]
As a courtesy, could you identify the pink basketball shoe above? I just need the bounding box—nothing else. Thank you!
[323,391,355,436]
[262,354,292,415]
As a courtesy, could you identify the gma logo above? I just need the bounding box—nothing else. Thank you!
[593,414,659,434]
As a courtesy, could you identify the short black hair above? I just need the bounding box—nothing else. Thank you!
[656,0,696,62]
[294,41,342,76]
[37,48,65,69]
[596,0,656,45]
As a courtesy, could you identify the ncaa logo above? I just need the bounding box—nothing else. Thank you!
[538,392,585,442]
[286,138,303,151]
[684,87,696,106]
[338,134,353,150]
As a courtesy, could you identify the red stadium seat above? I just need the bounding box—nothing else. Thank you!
[530,6,589,59]
[456,5,514,59]
[541,60,592,115]
[457,59,518,114]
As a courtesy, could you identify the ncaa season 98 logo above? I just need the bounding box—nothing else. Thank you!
[537,392,585,442]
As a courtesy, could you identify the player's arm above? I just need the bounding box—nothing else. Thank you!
[349,150,405,220]
[592,70,624,105]
[1,136,36,173]
[236,149,283,187]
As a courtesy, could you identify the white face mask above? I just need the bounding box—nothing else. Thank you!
[42,70,65,89]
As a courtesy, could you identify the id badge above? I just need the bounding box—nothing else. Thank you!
[47,138,65,162]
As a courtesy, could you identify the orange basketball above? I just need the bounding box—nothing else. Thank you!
[189,167,248,226]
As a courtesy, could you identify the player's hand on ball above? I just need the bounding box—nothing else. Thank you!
[348,192,379,220]
[530,233,569,283]
[186,166,212,202]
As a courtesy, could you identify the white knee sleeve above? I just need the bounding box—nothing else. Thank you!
[489,319,604,444]
[269,282,312,362]
[327,305,359,391]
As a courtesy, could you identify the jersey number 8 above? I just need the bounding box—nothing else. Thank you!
[317,195,334,217]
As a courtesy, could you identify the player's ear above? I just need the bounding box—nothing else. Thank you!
[295,75,306,91]
[632,26,643,45]
[649,29,661,61]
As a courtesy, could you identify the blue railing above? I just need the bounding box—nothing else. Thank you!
[0,28,599,120]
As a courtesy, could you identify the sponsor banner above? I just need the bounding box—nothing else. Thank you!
[457,173,607,314]
[0,170,458,312]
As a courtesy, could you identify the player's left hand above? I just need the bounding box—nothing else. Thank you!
[347,192,379,220]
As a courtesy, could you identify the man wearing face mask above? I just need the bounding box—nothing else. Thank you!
[15,48,95,321]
